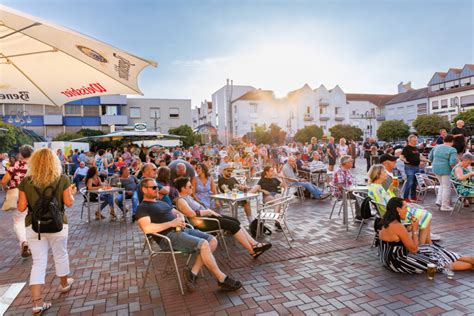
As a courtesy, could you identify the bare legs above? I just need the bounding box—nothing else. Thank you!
[233,228,258,254]
[190,238,226,282]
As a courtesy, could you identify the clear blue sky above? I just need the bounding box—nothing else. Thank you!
[3,0,473,106]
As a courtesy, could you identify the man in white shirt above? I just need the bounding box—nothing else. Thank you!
[73,161,89,189]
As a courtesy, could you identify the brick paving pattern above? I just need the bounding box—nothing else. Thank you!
[1,163,473,315]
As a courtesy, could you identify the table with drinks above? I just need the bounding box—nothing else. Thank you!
[210,190,260,218]
[85,186,126,223]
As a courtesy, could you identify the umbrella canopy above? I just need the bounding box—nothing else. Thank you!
[0,5,157,106]
[71,131,183,142]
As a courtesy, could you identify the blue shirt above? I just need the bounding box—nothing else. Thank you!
[428,145,457,175]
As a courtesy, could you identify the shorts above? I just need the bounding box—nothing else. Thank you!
[157,228,214,254]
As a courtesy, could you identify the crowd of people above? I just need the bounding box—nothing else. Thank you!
[0,120,473,313]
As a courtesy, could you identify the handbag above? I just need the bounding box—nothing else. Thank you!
[2,188,19,211]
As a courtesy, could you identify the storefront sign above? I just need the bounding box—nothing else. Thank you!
[61,83,107,98]
[76,45,108,63]
[134,123,147,131]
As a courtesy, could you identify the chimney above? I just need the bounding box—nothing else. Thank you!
[398,81,413,93]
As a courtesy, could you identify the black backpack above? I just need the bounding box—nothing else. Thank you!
[250,219,272,238]
[30,180,64,240]
[355,196,373,220]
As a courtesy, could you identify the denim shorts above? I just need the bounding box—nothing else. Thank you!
[158,228,214,254]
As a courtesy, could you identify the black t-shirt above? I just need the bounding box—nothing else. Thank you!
[436,136,444,145]
[217,176,239,192]
[257,177,281,193]
[135,200,175,235]
[451,127,467,147]
[402,145,420,166]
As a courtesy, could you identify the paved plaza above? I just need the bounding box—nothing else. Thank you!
[1,163,473,315]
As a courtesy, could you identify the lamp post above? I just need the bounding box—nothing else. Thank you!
[286,111,294,139]
[359,110,376,138]
[7,110,32,128]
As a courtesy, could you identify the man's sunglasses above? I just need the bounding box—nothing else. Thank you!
[146,186,159,190]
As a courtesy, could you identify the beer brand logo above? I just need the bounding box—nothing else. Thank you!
[76,45,108,63]
[0,91,30,101]
[134,123,147,131]
[61,83,107,98]
[113,53,135,81]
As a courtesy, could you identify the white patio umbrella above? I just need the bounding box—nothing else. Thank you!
[0,5,157,106]
[70,131,183,142]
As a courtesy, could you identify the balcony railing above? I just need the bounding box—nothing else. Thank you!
[101,115,128,125]
[335,115,345,121]
[303,114,314,121]
[376,115,385,121]
[319,99,330,106]
[319,114,330,121]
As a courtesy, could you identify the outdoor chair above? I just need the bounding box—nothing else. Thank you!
[174,205,231,260]
[279,175,305,202]
[368,199,385,248]
[328,183,354,220]
[352,190,371,240]
[255,195,295,248]
[450,180,472,216]
[140,228,193,294]
[79,187,100,221]
[415,173,439,202]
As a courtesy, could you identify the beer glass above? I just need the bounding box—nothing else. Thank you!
[427,263,436,280]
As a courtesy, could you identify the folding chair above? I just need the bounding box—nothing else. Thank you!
[140,230,193,294]
[255,195,295,248]
[328,184,354,220]
[450,180,472,216]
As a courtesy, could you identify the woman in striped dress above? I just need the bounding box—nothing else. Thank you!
[378,197,473,274]
[368,164,433,245]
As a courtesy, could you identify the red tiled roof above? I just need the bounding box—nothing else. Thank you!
[234,90,275,102]
[386,88,428,105]
[346,93,395,107]
[449,68,462,73]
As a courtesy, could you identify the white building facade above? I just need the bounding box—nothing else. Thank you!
[428,64,474,122]
[126,98,192,133]
[384,85,429,127]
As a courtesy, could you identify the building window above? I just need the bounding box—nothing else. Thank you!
[105,105,118,116]
[169,107,179,119]
[432,101,439,110]
[320,107,326,115]
[130,107,141,118]
[150,107,160,119]
[83,106,100,116]
[250,102,258,113]
[441,99,448,108]
[65,104,81,116]
[306,106,311,114]
[335,107,341,115]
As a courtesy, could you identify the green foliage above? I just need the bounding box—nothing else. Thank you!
[168,124,200,147]
[53,132,81,141]
[293,125,323,143]
[0,122,33,153]
[453,109,474,125]
[377,120,410,141]
[78,128,105,137]
[328,124,363,142]
[243,123,286,145]
[412,115,451,136]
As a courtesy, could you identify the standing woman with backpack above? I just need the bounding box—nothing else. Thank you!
[17,148,75,315]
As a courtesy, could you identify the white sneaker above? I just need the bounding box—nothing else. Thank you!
[431,233,442,241]
[440,206,454,212]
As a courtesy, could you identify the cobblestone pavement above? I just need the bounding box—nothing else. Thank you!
[1,161,473,315]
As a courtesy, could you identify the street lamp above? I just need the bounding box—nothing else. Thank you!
[359,110,376,138]
[7,110,32,128]
[286,111,294,138]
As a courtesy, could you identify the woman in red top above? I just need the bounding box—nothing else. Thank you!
[1,145,34,258]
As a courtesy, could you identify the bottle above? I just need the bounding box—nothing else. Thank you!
[117,179,122,188]
[175,213,184,232]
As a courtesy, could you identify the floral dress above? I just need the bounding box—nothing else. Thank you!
[451,165,474,197]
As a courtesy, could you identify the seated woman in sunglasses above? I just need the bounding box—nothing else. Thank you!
[173,177,271,259]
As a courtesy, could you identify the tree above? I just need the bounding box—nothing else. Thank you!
[377,120,410,141]
[168,124,200,147]
[254,124,272,145]
[328,124,363,142]
[268,123,287,145]
[0,122,33,153]
[453,109,474,125]
[293,125,324,143]
[53,132,81,141]
[243,123,286,145]
[412,115,451,136]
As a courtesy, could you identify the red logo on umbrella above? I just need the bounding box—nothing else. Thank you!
[61,83,107,98]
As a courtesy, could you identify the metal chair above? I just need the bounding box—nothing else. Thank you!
[450,180,472,216]
[328,184,354,220]
[280,175,305,202]
[352,190,370,240]
[255,195,295,248]
[79,187,100,221]
[140,230,193,294]
[415,173,439,202]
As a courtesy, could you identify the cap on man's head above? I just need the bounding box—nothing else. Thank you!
[222,163,234,170]
[379,154,397,164]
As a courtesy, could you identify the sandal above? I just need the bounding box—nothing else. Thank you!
[95,211,105,220]
[60,277,74,294]
[109,210,117,221]
[32,299,52,315]
[21,242,31,258]
[251,242,272,259]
